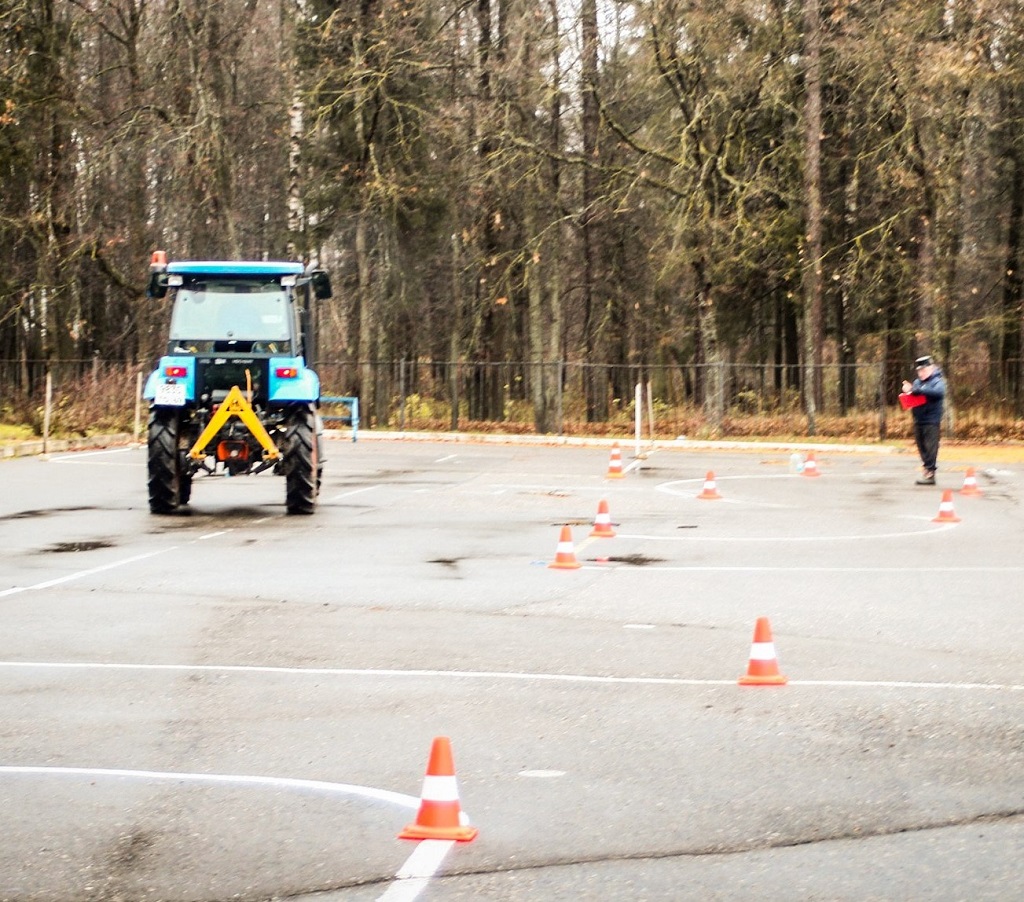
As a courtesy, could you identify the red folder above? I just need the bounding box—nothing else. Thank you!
[898,392,926,410]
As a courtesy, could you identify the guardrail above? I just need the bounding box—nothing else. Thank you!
[320,396,359,441]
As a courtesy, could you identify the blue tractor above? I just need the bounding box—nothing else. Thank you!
[143,252,332,514]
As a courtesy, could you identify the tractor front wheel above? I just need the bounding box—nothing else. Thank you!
[284,405,318,515]
[148,408,185,514]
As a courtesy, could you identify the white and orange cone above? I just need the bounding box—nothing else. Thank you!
[933,489,961,523]
[590,499,616,538]
[399,736,478,842]
[606,443,625,479]
[548,525,582,570]
[959,467,982,497]
[738,617,788,686]
[802,451,821,478]
[697,471,722,500]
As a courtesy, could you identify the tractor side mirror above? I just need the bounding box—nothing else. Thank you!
[147,272,169,299]
[310,270,333,300]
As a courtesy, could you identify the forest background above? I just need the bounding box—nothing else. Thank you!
[4,0,1024,442]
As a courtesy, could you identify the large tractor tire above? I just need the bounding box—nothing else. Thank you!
[148,408,186,514]
[284,405,318,515]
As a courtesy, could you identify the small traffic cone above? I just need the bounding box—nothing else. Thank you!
[548,525,582,569]
[399,736,478,842]
[959,467,982,497]
[697,471,721,500]
[606,443,625,479]
[933,489,961,523]
[802,451,821,478]
[738,617,788,686]
[590,499,616,538]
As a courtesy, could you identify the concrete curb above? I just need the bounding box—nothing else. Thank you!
[1,433,135,460]
[321,429,900,455]
[2,428,897,459]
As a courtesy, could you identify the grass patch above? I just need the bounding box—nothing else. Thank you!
[0,424,34,445]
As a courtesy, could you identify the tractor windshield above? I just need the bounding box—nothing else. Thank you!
[168,279,293,353]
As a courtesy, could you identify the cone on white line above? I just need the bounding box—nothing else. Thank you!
[590,499,616,538]
[932,489,961,523]
[399,736,478,842]
[697,471,721,500]
[959,468,982,496]
[606,443,625,479]
[738,617,788,686]
[548,525,582,569]
[802,452,821,477]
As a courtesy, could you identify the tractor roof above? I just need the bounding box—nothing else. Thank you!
[167,261,305,277]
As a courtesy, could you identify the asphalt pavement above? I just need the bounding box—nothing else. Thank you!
[0,439,1021,901]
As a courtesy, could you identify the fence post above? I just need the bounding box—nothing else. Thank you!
[634,382,642,456]
[42,370,52,456]
[877,360,887,441]
[399,358,406,430]
[450,361,459,431]
[557,360,565,436]
[647,381,655,442]
[133,371,143,445]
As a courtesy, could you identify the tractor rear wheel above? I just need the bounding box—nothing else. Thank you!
[148,408,184,514]
[284,405,318,515]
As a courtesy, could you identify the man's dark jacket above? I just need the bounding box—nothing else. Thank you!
[911,368,946,425]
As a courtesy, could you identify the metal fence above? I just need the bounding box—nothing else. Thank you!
[3,357,1021,442]
[317,360,891,438]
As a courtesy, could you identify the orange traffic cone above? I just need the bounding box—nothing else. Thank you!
[959,467,982,497]
[590,499,616,538]
[697,471,721,500]
[802,451,821,478]
[933,489,961,523]
[738,617,788,686]
[548,525,582,570]
[606,443,625,479]
[399,736,478,842]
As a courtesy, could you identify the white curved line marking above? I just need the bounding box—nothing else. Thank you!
[0,661,1018,691]
[0,765,418,807]
[0,764,456,902]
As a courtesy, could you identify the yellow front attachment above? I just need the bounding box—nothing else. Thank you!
[189,385,280,461]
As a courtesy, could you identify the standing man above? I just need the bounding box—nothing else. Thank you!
[902,355,946,485]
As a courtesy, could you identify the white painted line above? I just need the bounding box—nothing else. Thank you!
[0,548,179,598]
[435,454,457,463]
[379,840,456,902]
[1,765,457,902]
[329,484,384,501]
[0,661,1018,692]
[48,448,137,464]
[0,765,418,808]
[601,564,1024,573]
[615,523,957,542]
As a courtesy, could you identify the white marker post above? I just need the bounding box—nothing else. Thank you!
[634,382,642,458]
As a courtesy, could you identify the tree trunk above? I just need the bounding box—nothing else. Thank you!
[802,0,823,434]
[694,259,723,434]
[580,0,603,422]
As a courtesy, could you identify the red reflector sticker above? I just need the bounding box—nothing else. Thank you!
[275,367,298,378]
[165,366,187,378]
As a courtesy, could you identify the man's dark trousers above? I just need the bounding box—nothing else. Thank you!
[915,422,940,473]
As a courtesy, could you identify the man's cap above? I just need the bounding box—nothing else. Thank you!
[915,356,934,368]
